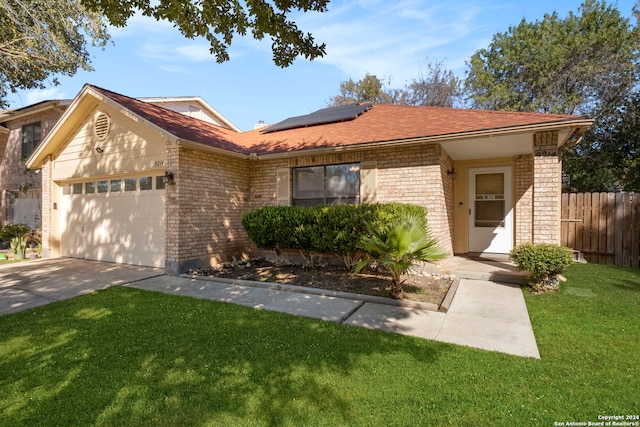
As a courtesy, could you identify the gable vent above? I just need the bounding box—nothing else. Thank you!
[94,113,111,141]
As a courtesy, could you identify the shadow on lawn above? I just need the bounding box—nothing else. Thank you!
[0,287,447,425]
[603,266,640,292]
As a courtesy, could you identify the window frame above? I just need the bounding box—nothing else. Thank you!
[21,122,42,157]
[292,163,360,207]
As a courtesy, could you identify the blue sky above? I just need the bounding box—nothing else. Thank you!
[7,0,638,131]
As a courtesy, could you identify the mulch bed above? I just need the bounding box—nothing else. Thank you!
[189,258,453,305]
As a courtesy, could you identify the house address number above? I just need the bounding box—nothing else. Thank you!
[535,150,558,157]
[153,160,165,167]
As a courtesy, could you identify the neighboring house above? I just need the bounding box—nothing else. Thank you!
[0,93,235,230]
[0,100,70,228]
[27,84,593,273]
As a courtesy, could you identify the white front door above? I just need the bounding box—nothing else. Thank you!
[468,166,513,253]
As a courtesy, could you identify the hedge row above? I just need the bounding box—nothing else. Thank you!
[241,203,427,257]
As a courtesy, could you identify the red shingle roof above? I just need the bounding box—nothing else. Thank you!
[235,104,584,155]
[91,86,587,157]
[91,85,247,154]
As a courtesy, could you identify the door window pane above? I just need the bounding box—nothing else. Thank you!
[476,173,504,198]
[475,200,505,227]
[85,182,95,194]
[140,176,152,190]
[110,179,121,192]
[124,177,137,191]
[155,175,166,190]
[475,173,505,227]
[97,181,108,193]
[72,183,83,194]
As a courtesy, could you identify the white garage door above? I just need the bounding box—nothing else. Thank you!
[60,175,165,267]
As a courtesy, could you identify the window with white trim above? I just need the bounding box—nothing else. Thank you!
[292,163,360,207]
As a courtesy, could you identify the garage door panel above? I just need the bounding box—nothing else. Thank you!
[61,184,165,268]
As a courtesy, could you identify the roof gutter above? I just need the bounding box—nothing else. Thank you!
[177,139,250,160]
[252,118,595,160]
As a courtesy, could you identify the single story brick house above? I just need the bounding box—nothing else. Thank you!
[27,84,592,274]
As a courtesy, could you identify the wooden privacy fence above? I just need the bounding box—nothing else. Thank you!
[561,192,639,268]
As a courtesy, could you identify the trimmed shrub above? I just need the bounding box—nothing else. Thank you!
[241,203,428,265]
[0,224,29,241]
[510,242,574,292]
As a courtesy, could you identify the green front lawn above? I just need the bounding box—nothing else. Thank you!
[0,263,638,426]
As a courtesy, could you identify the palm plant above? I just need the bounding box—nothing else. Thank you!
[354,213,446,299]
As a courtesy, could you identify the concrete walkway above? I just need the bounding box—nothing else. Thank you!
[0,257,540,359]
[127,274,540,359]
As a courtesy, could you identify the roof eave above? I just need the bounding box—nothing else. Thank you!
[178,139,250,160]
[0,100,69,124]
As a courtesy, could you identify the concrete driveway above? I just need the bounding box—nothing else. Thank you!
[0,258,164,316]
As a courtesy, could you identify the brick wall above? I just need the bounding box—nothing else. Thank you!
[0,108,64,224]
[249,143,454,254]
[515,154,533,245]
[40,156,52,259]
[166,145,251,273]
[533,131,561,244]
[164,141,179,268]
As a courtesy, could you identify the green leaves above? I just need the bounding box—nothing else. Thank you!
[355,213,446,299]
[510,243,574,291]
[0,0,110,107]
[241,203,432,271]
[464,1,640,192]
[82,0,328,67]
[465,1,639,116]
[329,60,463,107]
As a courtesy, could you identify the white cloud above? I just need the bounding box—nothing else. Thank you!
[108,12,174,38]
[295,0,504,82]
[138,40,229,65]
[176,44,215,62]
[26,88,66,104]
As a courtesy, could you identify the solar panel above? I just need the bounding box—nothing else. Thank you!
[263,102,373,133]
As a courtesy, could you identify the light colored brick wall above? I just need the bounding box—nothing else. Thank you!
[533,131,561,244]
[249,144,454,254]
[40,156,52,258]
[166,145,251,273]
[515,154,533,245]
[164,141,180,267]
